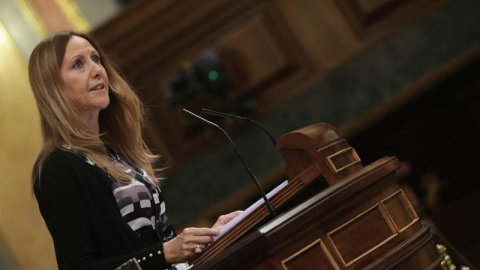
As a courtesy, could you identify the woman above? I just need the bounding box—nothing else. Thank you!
[29,31,240,270]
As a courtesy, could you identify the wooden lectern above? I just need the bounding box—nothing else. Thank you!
[191,123,442,269]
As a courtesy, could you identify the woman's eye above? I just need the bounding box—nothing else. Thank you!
[72,60,83,69]
[92,55,101,63]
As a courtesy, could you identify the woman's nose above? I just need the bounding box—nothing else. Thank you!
[91,63,102,78]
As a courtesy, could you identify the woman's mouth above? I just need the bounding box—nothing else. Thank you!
[90,84,105,91]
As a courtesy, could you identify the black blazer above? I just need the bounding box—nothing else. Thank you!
[34,149,170,270]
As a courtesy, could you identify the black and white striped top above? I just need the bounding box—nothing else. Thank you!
[108,151,189,270]
[66,146,189,269]
[110,159,166,233]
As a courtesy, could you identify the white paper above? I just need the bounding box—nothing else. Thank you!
[213,180,289,241]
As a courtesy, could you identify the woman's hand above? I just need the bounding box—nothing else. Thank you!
[211,210,243,231]
[163,211,242,264]
[163,227,219,264]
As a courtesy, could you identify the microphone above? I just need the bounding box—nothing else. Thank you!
[202,108,277,146]
[181,108,278,217]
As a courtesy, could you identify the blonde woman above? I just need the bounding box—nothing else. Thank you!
[30,31,240,270]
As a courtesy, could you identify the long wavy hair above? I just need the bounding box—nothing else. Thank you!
[29,31,159,185]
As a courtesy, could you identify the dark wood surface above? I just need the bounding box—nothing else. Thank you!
[194,155,441,269]
[189,123,441,269]
[91,0,449,168]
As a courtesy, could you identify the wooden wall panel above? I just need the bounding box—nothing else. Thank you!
[274,0,360,69]
[335,0,449,38]
[91,0,449,167]
[93,0,313,166]
[216,17,297,95]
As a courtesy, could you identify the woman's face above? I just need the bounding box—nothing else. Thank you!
[60,35,110,119]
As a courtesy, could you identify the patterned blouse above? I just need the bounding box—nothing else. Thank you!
[66,146,189,270]
[108,151,190,270]
[109,152,169,235]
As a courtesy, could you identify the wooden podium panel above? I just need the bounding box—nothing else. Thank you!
[192,124,442,269]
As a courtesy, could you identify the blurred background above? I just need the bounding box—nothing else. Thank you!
[1,0,479,269]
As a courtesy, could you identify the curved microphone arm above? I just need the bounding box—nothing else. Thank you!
[202,108,277,146]
[182,108,278,217]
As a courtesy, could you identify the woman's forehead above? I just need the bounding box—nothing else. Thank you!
[62,36,97,61]
[65,36,96,54]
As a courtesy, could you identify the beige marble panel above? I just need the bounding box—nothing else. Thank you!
[0,22,56,270]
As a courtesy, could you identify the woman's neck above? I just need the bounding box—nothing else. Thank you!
[83,111,100,135]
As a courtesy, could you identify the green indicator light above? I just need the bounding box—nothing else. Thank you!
[208,70,219,81]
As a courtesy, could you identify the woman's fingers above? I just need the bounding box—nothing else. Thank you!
[212,210,243,229]
[225,210,242,221]
[181,228,218,246]
[181,235,215,248]
[180,228,219,249]
[164,227,220,264]
[183,227,219,237]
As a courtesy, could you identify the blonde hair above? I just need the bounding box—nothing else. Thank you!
[29,31,159,185]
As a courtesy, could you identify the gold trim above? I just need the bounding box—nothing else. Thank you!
[54,0,91,32]
[15,0,48,37]
[436,244,471,270]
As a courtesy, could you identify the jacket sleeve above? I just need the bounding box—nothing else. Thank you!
[34,151,171,270]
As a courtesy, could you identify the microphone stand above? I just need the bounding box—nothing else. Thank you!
[202,108,277,146]
[182,108,278,217]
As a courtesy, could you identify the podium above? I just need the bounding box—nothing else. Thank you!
[191,123,442,269]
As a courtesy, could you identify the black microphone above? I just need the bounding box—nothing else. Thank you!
[181,108,278,217]
[202,108,277,146]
